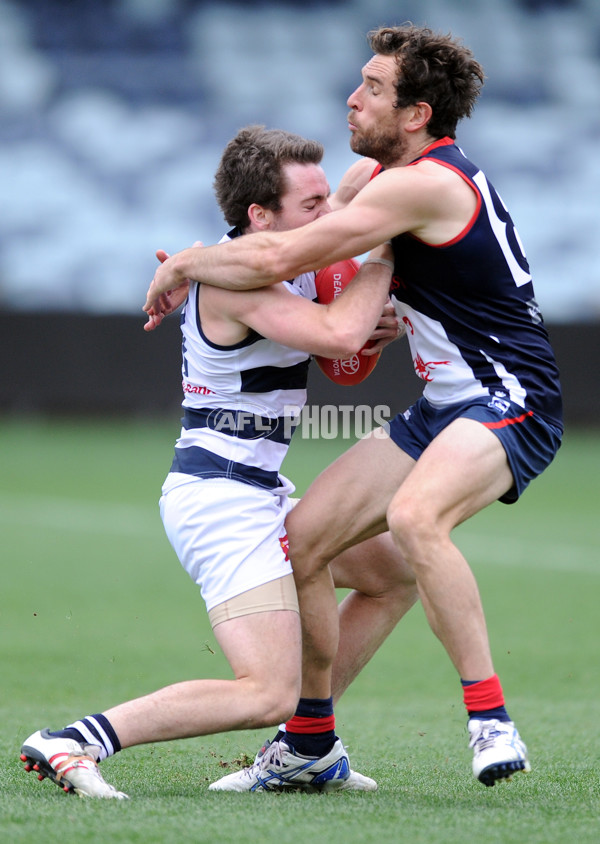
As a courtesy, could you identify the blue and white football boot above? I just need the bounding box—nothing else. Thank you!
[209,737,377,792]
[468,718,531,786]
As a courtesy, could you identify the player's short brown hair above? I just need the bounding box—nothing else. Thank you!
[214,125,324,231]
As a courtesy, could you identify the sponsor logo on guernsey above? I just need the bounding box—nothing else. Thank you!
[279,533,290,561]
[183,381,215,395]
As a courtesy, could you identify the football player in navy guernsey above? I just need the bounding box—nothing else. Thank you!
[20,126,417,798]
[144,25,563,788]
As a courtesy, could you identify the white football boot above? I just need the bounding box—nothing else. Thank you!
[468,718,531,786]
[20,728,128,799]
[209,737,377,792]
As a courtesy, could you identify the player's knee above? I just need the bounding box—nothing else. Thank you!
[387,498,436,562]
[288,539,329,588]
[286,511,332,578]
[387,496,417,539]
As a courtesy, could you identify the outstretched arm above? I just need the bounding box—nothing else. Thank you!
[141,176,394,317]
[142,196,390,318]
[143,161,466,315]
[144,157,377,327]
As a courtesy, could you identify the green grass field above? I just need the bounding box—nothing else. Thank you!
[1,417,599,843]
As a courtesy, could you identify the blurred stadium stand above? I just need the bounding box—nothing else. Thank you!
[1,0,599,421]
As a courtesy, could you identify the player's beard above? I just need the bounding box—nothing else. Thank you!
[349,121,407,168]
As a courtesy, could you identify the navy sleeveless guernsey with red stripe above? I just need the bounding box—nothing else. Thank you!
[386,138,562,429]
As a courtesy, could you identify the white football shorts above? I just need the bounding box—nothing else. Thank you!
[159,472,297,614]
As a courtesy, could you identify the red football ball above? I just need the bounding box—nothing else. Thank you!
[314,259,381,386]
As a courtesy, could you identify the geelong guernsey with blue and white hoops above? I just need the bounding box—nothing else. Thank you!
[164,229,316,495]
[387,138,563,430]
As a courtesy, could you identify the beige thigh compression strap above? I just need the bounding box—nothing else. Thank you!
[208,573,299,629]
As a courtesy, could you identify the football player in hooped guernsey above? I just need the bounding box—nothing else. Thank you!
[144,25,563,788]
[20,126,412,798]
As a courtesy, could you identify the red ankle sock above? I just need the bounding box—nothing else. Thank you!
[285,713,335,735]
[462,674,505,714]
[285,698,336,757]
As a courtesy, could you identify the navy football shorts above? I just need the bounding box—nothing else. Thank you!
[387,395,562,504]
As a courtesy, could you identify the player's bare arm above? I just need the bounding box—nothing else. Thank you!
[142,161,370,327]
[199,248,393,359]
[143,162,473,314]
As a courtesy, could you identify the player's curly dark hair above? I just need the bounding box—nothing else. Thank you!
[214,125,324,231]
[368,25,485,139]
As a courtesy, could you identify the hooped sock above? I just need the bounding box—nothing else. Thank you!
[49,714,121,761]
[284,697,336,758]
[462,674,511,722]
